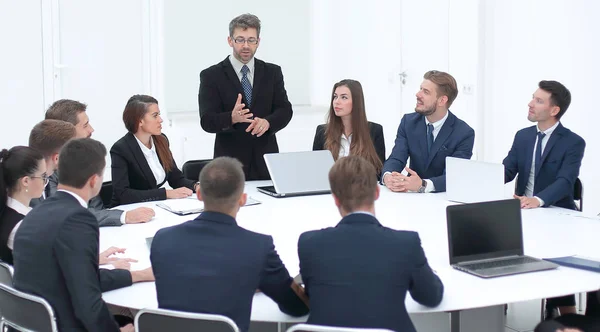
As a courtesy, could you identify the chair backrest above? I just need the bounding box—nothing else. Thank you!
[574,178,583,211]
[286,324,395,332]
[135,308,240,332]
[182,159,212,182]
[99,181,113,208]
[0,283,57,332]
[0,261,13,286]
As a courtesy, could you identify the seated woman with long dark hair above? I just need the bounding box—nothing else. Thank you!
[313,79,385,176]
[110,95,197,206]
[0,146,47,264]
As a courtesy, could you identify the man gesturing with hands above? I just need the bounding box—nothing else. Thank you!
[199,13,293,180]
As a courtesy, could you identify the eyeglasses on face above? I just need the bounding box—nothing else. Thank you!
[233,37,258,45]
[30,174,49,186]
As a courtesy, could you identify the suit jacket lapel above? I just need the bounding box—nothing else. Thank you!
[416,116,429,166]
[536,123,564,176]
[221,57,245,101]
[426,113,455,168]
[251,59,264,106]
[125,133,157,188]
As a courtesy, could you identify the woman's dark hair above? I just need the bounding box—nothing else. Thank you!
[122,95,174,173]
[325,79,382,173]
[0,146,44,215]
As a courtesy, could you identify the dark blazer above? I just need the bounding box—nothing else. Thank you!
[151,211,308,332]
[31,173,123,226]
[13,192,132,332]
[298,213,443,332]
[382,111,475,192]
[198,57,293,180]
[312,122,386,164]
[110,132,195,206]
[0,207,24,264]
[503,123,585,210]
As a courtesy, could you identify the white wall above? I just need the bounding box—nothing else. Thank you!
[481,0,600,213]
[0,1,46,148]
[163,0,311,114]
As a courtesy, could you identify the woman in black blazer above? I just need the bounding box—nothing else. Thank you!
[0,146,47,264]
[110,95,197,206]
[312,79,385,175]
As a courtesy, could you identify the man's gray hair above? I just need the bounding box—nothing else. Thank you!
[199,157,245,210]
[229,13,261,37]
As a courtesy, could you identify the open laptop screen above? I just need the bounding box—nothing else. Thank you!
[447,199,524,264]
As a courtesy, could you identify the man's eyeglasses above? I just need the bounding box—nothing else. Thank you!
[233,37,258,45]
[30,174,49,186]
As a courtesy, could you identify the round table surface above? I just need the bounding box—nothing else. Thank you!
[101,181,600,323]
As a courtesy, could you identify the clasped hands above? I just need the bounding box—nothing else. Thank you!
[231,93,270,137]
[384,167,423,192]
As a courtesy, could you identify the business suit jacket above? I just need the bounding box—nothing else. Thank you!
[198,57,293,180]
[12,192,132,332]
[30,173,123,227]
[110,132,195,206]
[151,211,309,332]
[298,213,444,332]
[312,122,386,164]
[382,111,475,192]
[503,123,585,210]
[0,207,24,264]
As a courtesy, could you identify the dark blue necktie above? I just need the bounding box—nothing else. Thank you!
[241,65,252,106]
[427,123,434,154]
[535,131,546,171]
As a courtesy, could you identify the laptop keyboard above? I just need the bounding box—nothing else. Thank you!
[462,256,540,271]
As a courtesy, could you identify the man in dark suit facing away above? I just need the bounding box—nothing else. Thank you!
[151,157,308,332]
[299,155,444,332]
[13,138,154,332]
[198,13,293,180]
[503,80,586,317]
[382,70,474,193]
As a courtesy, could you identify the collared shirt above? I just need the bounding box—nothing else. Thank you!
[347,210,375,217]
[135,135,166,186]
[6,197,32,250]
[229,55,255,86]
[57,189,88,208]
[525,121,560,206]
[339,133,352,158]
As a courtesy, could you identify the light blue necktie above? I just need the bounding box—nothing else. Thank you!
[241,65,252,106]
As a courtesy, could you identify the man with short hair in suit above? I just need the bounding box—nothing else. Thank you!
[13,139,153,332]
[45,99,155,226]
[503,80,586,317]
[298,155,444,332]
[382,70,475,193]
[151,157,309,332]
[198,13,293,180]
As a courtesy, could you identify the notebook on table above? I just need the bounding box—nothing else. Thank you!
[447,199,558,278]
[543,256,600,273]
[156,196,261,216]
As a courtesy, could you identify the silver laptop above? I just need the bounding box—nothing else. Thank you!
[257,150,334,198]
[447,199,558,278]
[446,157,505,203]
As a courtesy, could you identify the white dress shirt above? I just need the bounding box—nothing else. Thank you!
[6,197,32,250]
[339,134,352,158]
[229,55,255,86]
[135,136,166,186]
[348,211,375,217]
[525,121,560,206]
[57,189,88,208]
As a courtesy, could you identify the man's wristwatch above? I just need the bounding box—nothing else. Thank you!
[417,180,427,193]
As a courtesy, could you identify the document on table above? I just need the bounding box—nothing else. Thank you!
[158,196,261,215]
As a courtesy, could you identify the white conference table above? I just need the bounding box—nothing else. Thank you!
[101,181,600,332]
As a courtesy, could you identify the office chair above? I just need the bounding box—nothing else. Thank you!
[286,324,394,332]
[135,308,239,332]
[182,159,212,182]
[0,283,58,332]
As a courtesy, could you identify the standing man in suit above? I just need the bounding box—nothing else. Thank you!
[12,139,153,332]
[382,70,475,193]
[45,99,155,226]
[298,156,443,332]
[151,157,308,332]
[503,80,585,317]
[198,13,293,180]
